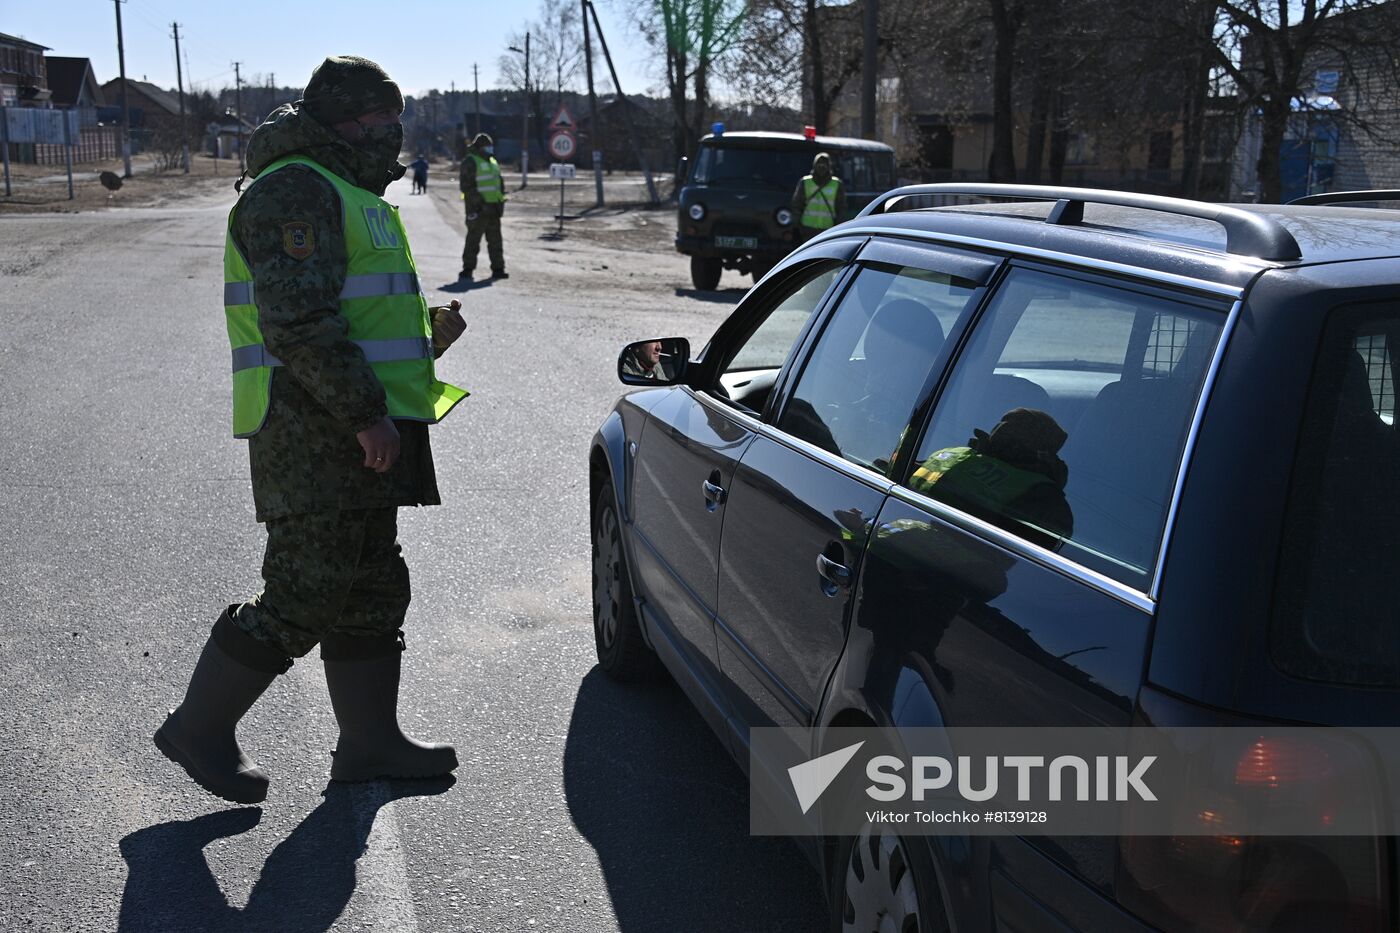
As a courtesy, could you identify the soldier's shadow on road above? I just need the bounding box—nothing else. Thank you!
[563,668,826,932]
[116,777,453,933]
[437,278,493,293]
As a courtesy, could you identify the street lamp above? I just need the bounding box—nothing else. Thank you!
[508,33,530,188]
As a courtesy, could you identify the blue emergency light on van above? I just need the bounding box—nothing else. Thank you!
[711,122,725,137]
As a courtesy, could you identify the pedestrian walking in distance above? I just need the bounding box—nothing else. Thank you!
[791,152,846,243]
[409,154,429,194]
[154,55,470,805]
[459,133,507,281]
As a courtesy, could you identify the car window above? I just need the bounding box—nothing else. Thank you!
[1272,304,1400,687]
[713,262,844,414]
[777,262,980,476]
[908,268,1226,588]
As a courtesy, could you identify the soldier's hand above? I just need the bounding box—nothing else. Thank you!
[432,299,466,351]
[357,417,400,473]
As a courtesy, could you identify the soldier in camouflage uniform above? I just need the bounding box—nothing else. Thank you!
[154,56,467,805]
[458,133,507,280]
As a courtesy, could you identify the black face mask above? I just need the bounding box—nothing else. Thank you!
[355,120,404,170]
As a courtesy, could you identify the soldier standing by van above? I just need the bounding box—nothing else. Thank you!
[792,152,846,241]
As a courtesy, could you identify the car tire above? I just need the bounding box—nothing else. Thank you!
[750,259,776,282]
[690,256,722,291]
[591,482,661,681]
[830,823,950,933]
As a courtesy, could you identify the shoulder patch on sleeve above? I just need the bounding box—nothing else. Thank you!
[281,222,315,260]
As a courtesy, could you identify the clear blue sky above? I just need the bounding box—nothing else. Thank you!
[6,0,659,99]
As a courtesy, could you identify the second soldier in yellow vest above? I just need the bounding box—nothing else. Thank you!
[459,132,507,281]
[791,151,847,241]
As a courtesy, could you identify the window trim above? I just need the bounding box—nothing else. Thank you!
[695,245,864,415]
[891,262,1239,609]
[765,243,1003,474]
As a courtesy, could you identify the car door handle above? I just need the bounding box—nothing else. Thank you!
[816,553,852,591]
[702,478,727,509]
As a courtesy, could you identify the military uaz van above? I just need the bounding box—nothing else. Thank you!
[675,129,896,290]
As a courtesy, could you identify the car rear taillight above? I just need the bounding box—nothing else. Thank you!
[1117,687,1390,932]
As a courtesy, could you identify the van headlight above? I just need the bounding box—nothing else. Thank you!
[775,207,794,226]
[689,203,707,221]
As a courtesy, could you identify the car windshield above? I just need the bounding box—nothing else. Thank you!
[692,145,815,190]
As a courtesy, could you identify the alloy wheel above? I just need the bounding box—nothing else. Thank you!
[841,823,922,933]
[592,502,622,650]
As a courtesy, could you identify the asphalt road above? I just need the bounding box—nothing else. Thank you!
[0,172,826,932]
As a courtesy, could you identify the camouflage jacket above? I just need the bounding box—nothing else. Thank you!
[232,103,438,522]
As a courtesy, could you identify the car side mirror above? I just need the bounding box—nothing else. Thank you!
[618,337,689,387]
[677,156,689,183]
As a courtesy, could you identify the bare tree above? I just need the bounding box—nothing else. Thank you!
[1207,0,1400,202]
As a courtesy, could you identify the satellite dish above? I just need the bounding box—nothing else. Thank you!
[99,171,123,192]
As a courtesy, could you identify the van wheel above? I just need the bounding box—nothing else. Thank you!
[832,824,949,933]
[690,256,722,290]
[591,483,661,681]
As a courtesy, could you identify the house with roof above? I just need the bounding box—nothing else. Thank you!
[46,56,105,123]
[1,32,51,107]
[99,77,184,130]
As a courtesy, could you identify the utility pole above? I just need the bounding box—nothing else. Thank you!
[861,0,878,139]
[171,22,189,173]
[473,64,481,137]
[113,0,132,177]
[233,62,245,172]
[586,0,657,205]
[582,0,603,206]
[509,34,531,187]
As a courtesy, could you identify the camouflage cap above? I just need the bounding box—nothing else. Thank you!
[303,56,404,126]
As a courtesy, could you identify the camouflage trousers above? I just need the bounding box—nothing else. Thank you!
[462,202,504,273]
[231,507,410,659]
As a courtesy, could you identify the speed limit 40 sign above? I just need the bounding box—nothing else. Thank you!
[548,130,577,161]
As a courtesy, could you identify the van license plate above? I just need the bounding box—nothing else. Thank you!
[715,235,758,249]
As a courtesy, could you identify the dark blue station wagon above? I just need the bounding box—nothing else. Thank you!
[590,185,1400,932]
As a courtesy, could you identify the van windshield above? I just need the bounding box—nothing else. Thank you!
[1272,302,1400,687]
[692,145,816,190]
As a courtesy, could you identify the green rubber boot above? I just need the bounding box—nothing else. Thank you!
[154,607,290,804]
[322,633,457,782]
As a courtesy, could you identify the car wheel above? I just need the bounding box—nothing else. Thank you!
[591,482,661,681]
[832,823,950,933]
[750,259,776,282]
[690,255,722,290]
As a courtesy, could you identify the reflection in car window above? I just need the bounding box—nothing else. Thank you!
[777,263,980,475]
[716,263,843,414]
[910,268,1225,588]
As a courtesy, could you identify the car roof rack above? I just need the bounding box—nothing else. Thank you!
[1287,189,1400,206]
[858,183,1303,262]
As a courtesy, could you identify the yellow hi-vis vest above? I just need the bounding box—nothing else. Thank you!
[801,176,840,229]
[223,155,467,438]
[471,153,505,203]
